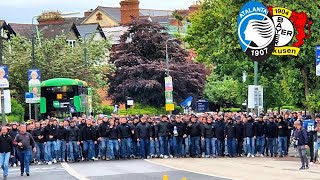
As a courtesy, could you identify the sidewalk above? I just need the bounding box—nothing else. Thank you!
[148,156,320,180]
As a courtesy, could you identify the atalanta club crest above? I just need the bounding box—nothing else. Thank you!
[237,2,313,61]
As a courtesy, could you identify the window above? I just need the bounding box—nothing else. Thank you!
[96,12,103,20]
[67,40,76,47]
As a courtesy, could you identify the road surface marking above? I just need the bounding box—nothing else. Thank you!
[144,159,238,180]
[61,162,90,180]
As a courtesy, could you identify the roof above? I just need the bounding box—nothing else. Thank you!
[64,17,87,25]
[102,26,128,44]
[86,6,173,24]
[76,23,106,39]
[0,20,16,37]
[41,78,87,87]
[37,22,80,40]
[9,23,34,39]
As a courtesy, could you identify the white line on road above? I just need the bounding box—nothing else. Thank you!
[144,159,238,180]
[61,162,90,180]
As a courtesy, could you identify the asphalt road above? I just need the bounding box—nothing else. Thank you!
[0,160,230,180]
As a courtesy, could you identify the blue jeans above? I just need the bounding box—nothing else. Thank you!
[36,142,45,162]
[227,138,236,156]
[99,138,108,158]
[83,140,95,159]
[205,138,217,156]
[190,136,200,156]
[150,139,155,156]
[173,136,183,157]
[139,139,150,158]
[68,141,80,161]
[0,152,10,177]
[108,139,119,159]
[245,137,255,155]
[17,149,32,174]
[10,147,18,165]
[131,141,140,157]
[314,138,320,160]
[217,139,224,156]
[56,140,66,160]
[159,136,169,156]
[120,138,132,158]
[185,136,190,156]
[201,138,206,155]
[267,138,277,155]
[45,141,57,162]
[256,136,265,155]
[278,136,287,156]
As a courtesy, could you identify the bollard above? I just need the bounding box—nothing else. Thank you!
[163,175,169,180]
[182,178,187,180]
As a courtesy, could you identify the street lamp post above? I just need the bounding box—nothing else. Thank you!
[165,38,177,77]
[83,31,98,68]
[165,38,177,114]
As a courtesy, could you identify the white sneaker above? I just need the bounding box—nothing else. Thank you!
[17,162,21,166]
[37,162,42,165]
[13,163,17,167]
[48,161,52,165]
[53,159,57,164]
[164,155,169,159]
[169,155,173,158]
[247,153,251,157]
[251,154,255,157]
[202,152,205,158]
[260,154,264,157]
[160,154,164,159]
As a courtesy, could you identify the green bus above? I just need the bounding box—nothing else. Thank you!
[40,78,92,119]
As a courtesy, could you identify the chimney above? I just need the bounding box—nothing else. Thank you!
[37,11,65,25]
[120,0,140,25]
[188,1,201,14]
[84,9,93,17]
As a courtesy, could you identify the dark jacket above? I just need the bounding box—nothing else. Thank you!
[266,122,278,138]
[9,129,18,141]
[80,125,96,141]
[31,128,44,143]
[187,121,202,137]
[117,123,132,139]
[277,120,288,137]
[215,120,225,139]
[172,122,187,137]
[202,122,215,138]
[294,128,308,146]
[0,134,14,154]
[14,132,36,150]
[98,122,109,138]
[44,124,57,142]
[155,121,172,137]
[108,125,118,140]
[225,122,236,139]
[137,122,152,139]
[68,126,80,142]
[56,126,68,141]
[244,120,256,137]
[256,121,266,136]
[235,122,244,139]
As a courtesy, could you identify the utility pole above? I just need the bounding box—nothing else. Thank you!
[0,34,5,124]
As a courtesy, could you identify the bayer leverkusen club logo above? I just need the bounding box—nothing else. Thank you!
[237,2,312,61]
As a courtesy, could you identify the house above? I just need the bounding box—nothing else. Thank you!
[76,23,106,41]
[0,20,16,39]
[8,23,34,39]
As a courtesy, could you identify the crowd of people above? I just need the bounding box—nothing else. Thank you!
[0,111,319,179]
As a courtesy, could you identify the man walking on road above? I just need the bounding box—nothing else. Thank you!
[14,125,36,176]
[0,126,14,180]
[293,120,309,170]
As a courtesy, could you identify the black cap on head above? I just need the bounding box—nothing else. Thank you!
[306,115,312,119]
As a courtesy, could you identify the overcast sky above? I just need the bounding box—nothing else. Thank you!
[0,0,196,23]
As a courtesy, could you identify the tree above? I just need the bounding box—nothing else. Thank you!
[107,20,207,107]
[3,34,111,110]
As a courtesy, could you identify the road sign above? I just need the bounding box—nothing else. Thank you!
[28,69,41,103]
[165,104,174,111]
[196,100,209,112]
[0,66,9,88]
[0,90,11,113]
[316,45,320,76]
[25,92,34,104]
[248,85,263,110]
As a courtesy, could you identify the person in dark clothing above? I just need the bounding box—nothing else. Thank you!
[235,116,244,156]
[9,123,19,167]
[68,121,80,162]
[285,114,293,155]
[117,117,134,159]
[98,117,109,160]
[215,116,225,157]
[137,116,152,159]
[266,116,278,157]
[14,125,36,177]
[244,116,256,157]
[80,119,97,161]
[293,120,309,170]
[130,118,140,158]
[56,121,68,162]
[107,119,119,160]
[31,122,45,164]
[225,118,236,157]
[187,115,202,158]
[202,116,216,158]
[0,126,14,180]
[172,115,187,158]
[43,119,57,164]
[255,117,266,157]
[155,115,172,158]
[277,116,288,157]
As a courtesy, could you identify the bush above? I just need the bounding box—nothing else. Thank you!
[282,106,301,111]
[7,115,23,123]
[222,108,241,112]
[5,98,24,123]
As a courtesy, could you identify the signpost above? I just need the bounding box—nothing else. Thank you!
[248,85,263,115]
[196,100,209,112]
[28,69,41,120]
[316,45,320,76]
